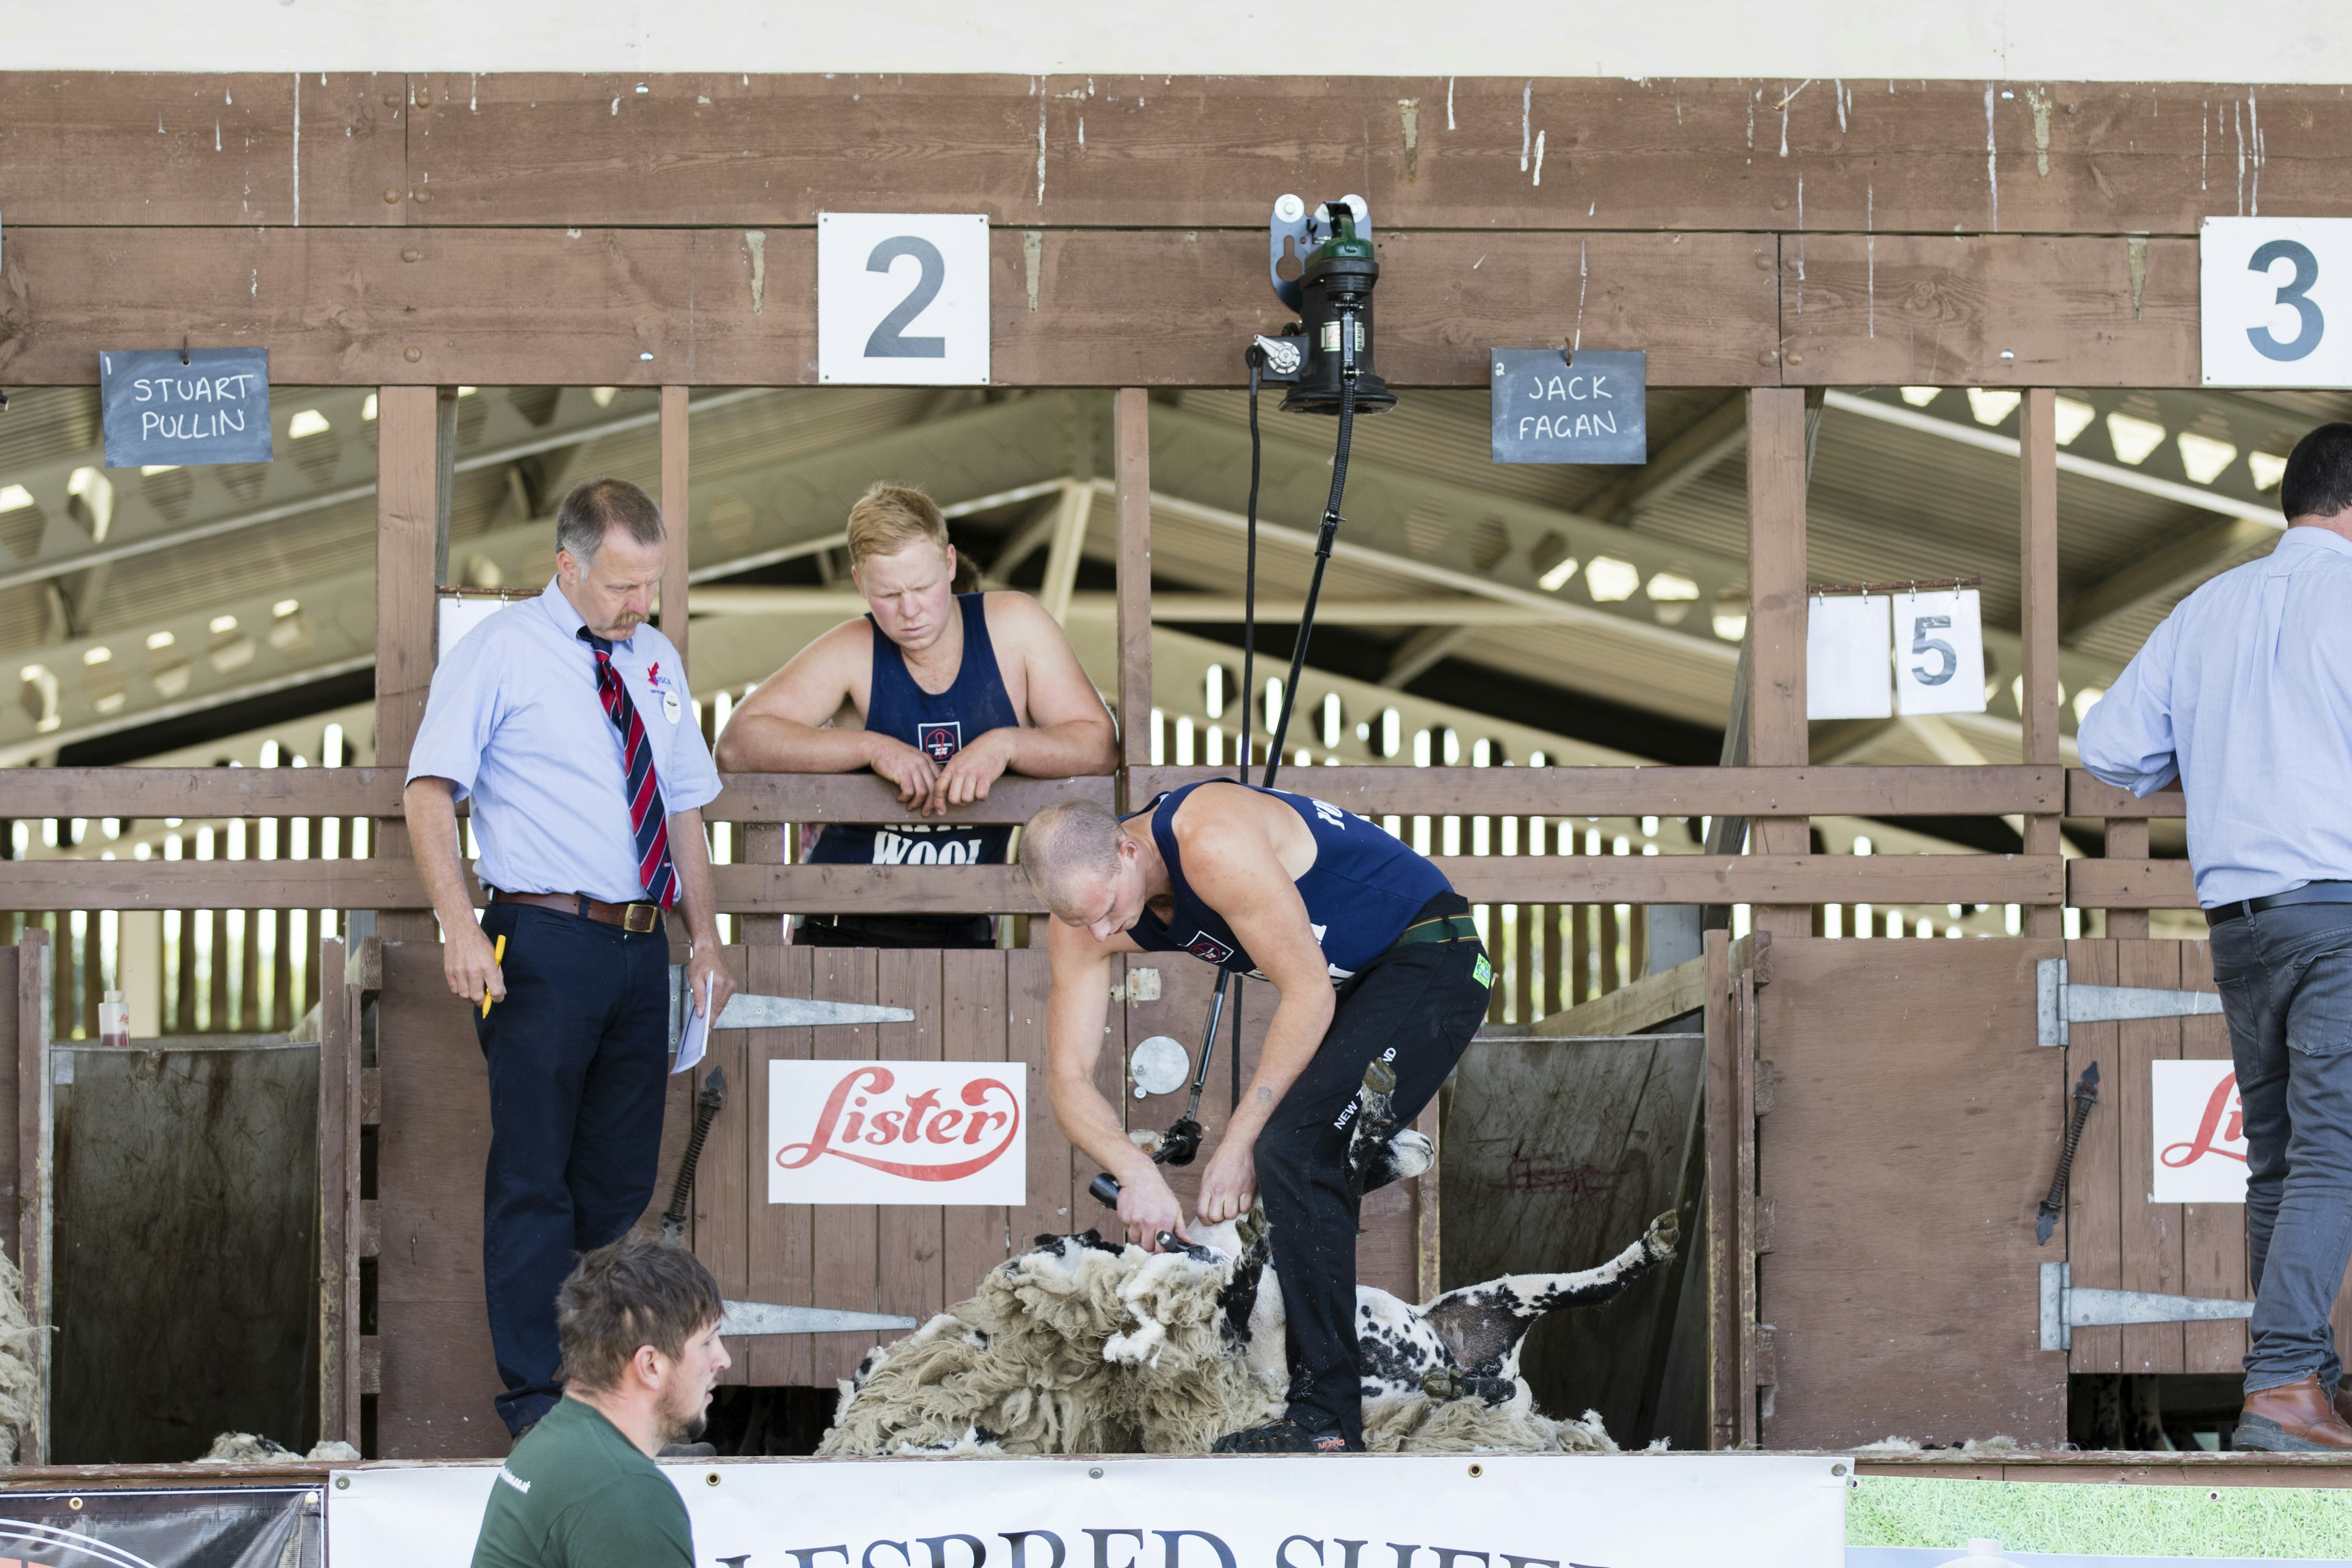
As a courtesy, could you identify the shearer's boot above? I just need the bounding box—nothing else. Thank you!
[2235,1373,2352,1451]
[1210,1415,1363,1455]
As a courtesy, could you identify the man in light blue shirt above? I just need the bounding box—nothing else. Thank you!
[2079,422,2352,1451]
[404,476,737,1441]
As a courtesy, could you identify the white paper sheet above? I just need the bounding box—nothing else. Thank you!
[1893,588,1988,715]
[673,973,712,1076]
[1806,593,1894,719]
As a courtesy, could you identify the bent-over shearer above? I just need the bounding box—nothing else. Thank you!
[1020,782,1492,1453]
[405,477,739,1440]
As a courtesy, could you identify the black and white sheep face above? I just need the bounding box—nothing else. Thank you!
[820,1205,1679,1457]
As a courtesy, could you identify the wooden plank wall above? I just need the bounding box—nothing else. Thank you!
[1755,936,2067,1449]
[0,75,2313,388]
[2063,938,2352,1379]
[377,938,1415,1455]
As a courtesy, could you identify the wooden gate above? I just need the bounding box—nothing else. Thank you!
[361,938,1431,1457]
[1749,934,2068,1449]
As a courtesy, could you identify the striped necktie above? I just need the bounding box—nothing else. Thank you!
[578,627,680,910]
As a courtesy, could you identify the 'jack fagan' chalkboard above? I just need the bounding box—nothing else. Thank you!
[100,349,273,469]
[1490,349,1646,465]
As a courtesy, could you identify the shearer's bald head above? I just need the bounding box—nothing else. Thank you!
[1022,799,1148,937]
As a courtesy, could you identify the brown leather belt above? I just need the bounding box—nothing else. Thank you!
[490,889,663,933]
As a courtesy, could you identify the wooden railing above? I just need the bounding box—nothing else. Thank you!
[7,762,2199,1037]
[2064,771,2193,930]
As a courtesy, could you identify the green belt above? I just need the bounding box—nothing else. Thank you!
[1389,913,1482,949]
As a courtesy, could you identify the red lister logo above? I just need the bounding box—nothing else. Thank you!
[776,1066,1020,1182]
[2162,1071,2248,1170]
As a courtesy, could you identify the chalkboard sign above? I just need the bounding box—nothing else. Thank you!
[100,349,273,468]
[1490,349,1646,464]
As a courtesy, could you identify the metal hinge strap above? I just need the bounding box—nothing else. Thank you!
[2036,957,2223,1047]
[2037,1261,2253,1351]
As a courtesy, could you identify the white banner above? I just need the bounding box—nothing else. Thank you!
[328,1453,1850,1568]
[2151,1058,2248,1204]
[1807,594,1894,720]
[1891,589,1986,717]
[771,1060,1027,1205]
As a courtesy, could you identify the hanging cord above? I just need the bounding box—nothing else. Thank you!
[1239,347,1264,785]
[1260,309,1360,791]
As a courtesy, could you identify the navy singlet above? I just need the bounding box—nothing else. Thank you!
[1125,781,1452,981]
[806,593,1018,867]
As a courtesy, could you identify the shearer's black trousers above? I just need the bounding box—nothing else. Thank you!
[1251,892,1491,1442]
[475,901,672,1435]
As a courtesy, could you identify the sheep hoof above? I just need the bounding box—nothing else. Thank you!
[1362,1058,1398,1097]
[1645,1210,1679,1260]
[1420,1367,1463,1400]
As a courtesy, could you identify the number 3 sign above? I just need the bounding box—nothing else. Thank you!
[2203,217,2352,387]
[818,213,990,385]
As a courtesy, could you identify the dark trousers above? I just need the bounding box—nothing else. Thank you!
[1252,919,1490,1440]
[2212,902,2352,1395]
[475,902,672,1433]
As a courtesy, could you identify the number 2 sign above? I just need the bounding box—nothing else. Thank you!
[2203,217,2352,387]
[818,213,990,385]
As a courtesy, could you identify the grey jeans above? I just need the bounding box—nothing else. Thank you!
[2211,901,2352,1394]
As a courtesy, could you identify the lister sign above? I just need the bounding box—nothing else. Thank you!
[2150,1058,2248,1205]
[771,1060,1027,1205]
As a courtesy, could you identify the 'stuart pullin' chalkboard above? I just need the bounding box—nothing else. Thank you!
[100,348,273,469]
[1489,348,1646,465]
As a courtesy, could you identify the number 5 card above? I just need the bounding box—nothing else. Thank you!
[818,213,991,386]
[1893,588,1986,717]
[2204,217,2352,388]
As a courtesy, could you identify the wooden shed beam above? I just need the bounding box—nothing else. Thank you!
[0,225,1768,390]
[13,74,2352,240]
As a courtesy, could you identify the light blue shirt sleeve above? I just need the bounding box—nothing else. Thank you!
[647,628,721,816]
[407,633,507,801]
[2076,609,2182,797]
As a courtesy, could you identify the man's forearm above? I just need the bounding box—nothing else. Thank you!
[401,783,480,931]
[715,715,875,774]
[997,720,1118,778]
[1050,1071,1155,1184]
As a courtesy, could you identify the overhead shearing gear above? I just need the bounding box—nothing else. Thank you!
[1102,195,1396,1204]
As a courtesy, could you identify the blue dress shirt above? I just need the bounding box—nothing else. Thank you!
[407,578,720,904]
[2076,526,2352,907]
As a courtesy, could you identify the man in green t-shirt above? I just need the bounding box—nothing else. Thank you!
[472,1233,732,1568]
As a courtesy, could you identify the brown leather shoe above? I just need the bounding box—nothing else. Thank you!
[2237,1374,2352,1451]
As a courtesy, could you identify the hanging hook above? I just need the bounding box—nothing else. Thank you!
[179,335,190,366]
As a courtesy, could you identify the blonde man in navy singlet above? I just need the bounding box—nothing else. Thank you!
[1020,785,1493,1453]
[716,483,1118,948]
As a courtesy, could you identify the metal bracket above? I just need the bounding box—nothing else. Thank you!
[666,965,914,1047]
[2036,957,2222,1047]
[2037,1261,2252,1351]
[718,1300,919,1337]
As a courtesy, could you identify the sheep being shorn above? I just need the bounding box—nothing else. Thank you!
[818,1201,1678,1457]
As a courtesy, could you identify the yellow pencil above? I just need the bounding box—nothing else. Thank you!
[481,933,507,1017]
